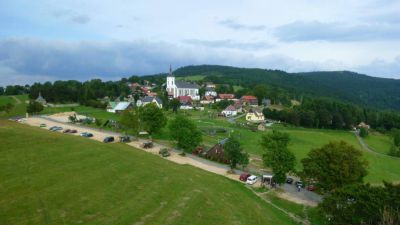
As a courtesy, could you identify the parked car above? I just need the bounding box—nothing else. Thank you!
[80,132,93,137]
[159,148,170,157]
[63,129,71,133]
[39,123,46,127]
[295,181,304,188]
[239,172,251,181]
[286,177,294,184]
[142,141,153,148]
[49,126,63,131]
[246,175,258,185]
[103,136,115,143]
[70,129,77,133]
[119,136,131,143]
[307,185,316,191]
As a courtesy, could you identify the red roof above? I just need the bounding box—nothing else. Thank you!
[218,94,235,99]
[141,87,149,93]
[241,95,257,100]
[177,96,192,102]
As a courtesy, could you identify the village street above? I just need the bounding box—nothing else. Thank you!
[23,113,322,206]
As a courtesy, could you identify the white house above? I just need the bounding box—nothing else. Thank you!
[136,96,163,108]
[112,102,134,114]
[222,105,238,117]
[166,66,200,100]
[205,87,217,97]
[246,108,265,123]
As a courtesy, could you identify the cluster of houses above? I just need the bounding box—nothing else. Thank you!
[105,66,269,123]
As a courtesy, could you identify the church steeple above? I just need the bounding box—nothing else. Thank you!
[168,65,173,77]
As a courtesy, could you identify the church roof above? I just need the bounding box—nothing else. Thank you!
[175,80,200,89]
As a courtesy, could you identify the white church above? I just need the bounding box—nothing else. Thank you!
[166,66,200,100]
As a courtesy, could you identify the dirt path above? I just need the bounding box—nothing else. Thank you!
[11,96,21,104]
[251,189,309,225]
[353,131,400,160]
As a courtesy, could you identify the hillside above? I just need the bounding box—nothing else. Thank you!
[172,65,400,110]
[0,121,296,225]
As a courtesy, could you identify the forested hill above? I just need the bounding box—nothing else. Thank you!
[173,65,400,110]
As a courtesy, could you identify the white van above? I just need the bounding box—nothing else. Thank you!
[246,175,258,185]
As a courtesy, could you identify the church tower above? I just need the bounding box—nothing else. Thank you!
[166,65,175,89]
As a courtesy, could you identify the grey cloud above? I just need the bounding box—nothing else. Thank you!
[218,19,267,31]
[275,21,400,42]
[183,39,273,50]
[70,15,90,24]
[356,56,400,79]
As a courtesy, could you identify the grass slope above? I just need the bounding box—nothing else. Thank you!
[363,133,392,155]
[0,120,296,225]
[0,95,28,119]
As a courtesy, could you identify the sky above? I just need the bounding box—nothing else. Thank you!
[0,0,400,86]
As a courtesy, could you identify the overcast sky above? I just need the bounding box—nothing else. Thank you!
[1,0,400,85]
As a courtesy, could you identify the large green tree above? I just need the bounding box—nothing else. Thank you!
[223,137,249,170]
[119,109,140,135]
[168,115,202,152]
[253,85,268,105]
[301,141,368,192]
[139,103,167,134]
[319,182,400,225]
[261,130,296,184]
[26,101,44,114]
[170,98,181,113]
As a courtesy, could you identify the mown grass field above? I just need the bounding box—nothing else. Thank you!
[363,132,392,155]
[154,110,400,184]
[0,120,296,225]
[0,95,28,119]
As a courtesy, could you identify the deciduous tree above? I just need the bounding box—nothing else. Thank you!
[139,103,167,134]
[168,115,202,153]
[224,137,249,170]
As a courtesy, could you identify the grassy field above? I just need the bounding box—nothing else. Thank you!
[153,110,400,184]
[363,132,393,155]
[176,75,205,82]
[0,120,297,225]
[0,95,28,119]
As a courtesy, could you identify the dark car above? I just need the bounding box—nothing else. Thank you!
[103,136,115,143]
[142,142,153,148]
[239,172,251,181]
[63,129,71,133]
[80,132,93,137]
[159,148,171,157]
[119,136,131,143]
[286,177,294,184]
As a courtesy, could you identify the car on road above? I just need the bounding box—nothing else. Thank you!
[49,126,63,131]
[103,136,115,143]
[80,132,93,137]
[142,141,153,148]
[39,123,46,127]
[306,185,316,191]
[63,129,77,134]
[159,148,171,157]
[286,177,294,184]
[119,136,131,143]
[295,180,304,188]
[239,172,251,181]
[246,175,258,185]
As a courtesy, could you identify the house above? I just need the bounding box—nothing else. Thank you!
[205,87,217,97]
[200,95,214,104]
[166,66,200,100]
[106,101,118,113]
[177,95,192,105]
[246,108,265,123]
[233,101,243,113]
[35,92,47,105]
[205,82,216,89]
[136,96,163,108]
[358,122,370,130]
[216,93,236,102]
[222,105,238,117]
[241,95,258,106]
[205,138,229,163]
[113,102,134,114]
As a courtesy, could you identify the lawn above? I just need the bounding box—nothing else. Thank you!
[0,94,28,119]
[154,111,400,184]
[176,75,205,82]
[0,120,296,225]
[363,132,392,155]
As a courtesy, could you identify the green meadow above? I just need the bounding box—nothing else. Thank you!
[0,94,28,119]
[0,121,296,225]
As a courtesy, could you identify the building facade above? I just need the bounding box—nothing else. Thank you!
[166,66,200,100]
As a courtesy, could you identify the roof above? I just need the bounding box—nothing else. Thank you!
[241,95,257,100]
[177,96,192,102]
[202,95,214,101]
[205,87,215,91]
[175,80,200,89]
[249,108,262,114]
[108,101,117,108]
[223,105,237,112]
[141,96,162,105]
[218,94,235,99]
[114,102,132,111]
